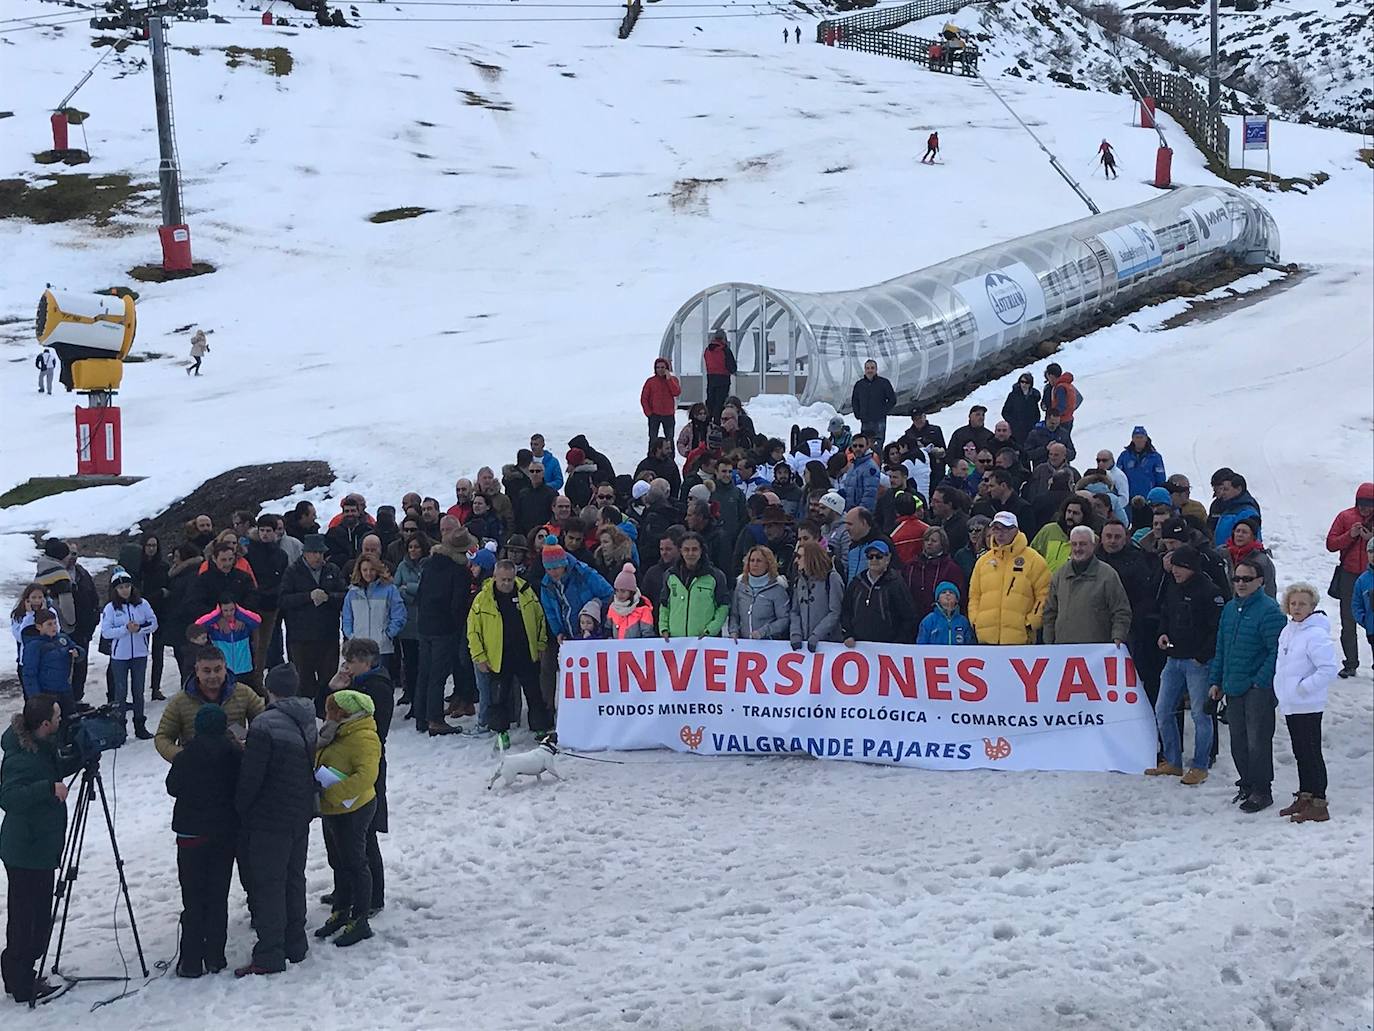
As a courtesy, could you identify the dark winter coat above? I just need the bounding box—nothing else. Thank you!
[0,713,82,869]
[840,568,918,644]
[415,544,472,637]
[325,520,370,566]
[1001,385,1042,443]
[190,564,257,619]
[236,696,319,832]
[162,557,202,646]
[349,665,393,833]
[71,562,100,641]
[138,546,171,619]
[1159,571,1227,663]
[166,731,241,840]
[1023,421,1077,465]
[903,553,965,616]
[278,557,347,642]
[947,424,995,461]
[635,455,682,498]
[1209,491,1262,549]
[851,375,897,424]
[514,484,558,536]
[245,539,289,610]
[567,435,616,483]
[1098,543,1161,641]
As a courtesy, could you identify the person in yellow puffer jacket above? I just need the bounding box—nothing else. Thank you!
[968,512,1051,645]
[314,689,380,948]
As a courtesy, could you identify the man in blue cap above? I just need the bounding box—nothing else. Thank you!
[1118,426,1167,501]
[840,539,918,645]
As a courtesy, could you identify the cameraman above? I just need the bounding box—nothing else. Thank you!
[1,695,82,1005]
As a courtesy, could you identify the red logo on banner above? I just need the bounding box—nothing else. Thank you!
[983,736,1012,761]
[680,725,705,750]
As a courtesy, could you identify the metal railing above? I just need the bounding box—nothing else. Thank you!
[816,0,964,39]
[1136,67,1230,168]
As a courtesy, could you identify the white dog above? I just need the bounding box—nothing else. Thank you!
[487,739,563,790]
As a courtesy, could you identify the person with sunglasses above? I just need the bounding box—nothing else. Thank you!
[1208,559,1285,813]
[1000,374,1041,446]
[840,541,917,647]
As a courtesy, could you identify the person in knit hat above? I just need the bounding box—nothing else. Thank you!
[166,702,240,977]
[538,538,613,708]
[606,563,655,639]
[577,599,606,640]
[314,689,381,949]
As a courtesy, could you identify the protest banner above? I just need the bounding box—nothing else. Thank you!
[557,639,1155,774]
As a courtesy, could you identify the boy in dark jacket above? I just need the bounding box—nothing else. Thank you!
[20,611,83,713]
[166,703,241,977]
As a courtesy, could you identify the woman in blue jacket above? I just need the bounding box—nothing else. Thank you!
[916,581,977,645]
[341,554,408,681]
[100,566,159,738]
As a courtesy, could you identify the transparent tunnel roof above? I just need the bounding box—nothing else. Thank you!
[661,186,1279,413]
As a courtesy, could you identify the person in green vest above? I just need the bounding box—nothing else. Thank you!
[658,533,729,639]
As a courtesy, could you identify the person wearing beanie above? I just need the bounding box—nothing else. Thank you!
[916,580,977,645]
[540,540,613,704]
[34,538,77,633]
[314,689,381,949]
[234,661,319,977]
[577,599,606,640]
[1117,427,1167,502]
[278,533,347,718]
[166,702,241,977]
[155,644,265,763]
[1146,486,1174,508]
[606,563,655,640]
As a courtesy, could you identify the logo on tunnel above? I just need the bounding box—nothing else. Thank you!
[984,272,1027,326]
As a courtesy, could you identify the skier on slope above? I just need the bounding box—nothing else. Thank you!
[1099,139,1118,179]
[921,131,940,164]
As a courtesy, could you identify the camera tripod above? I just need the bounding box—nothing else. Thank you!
[32,759,148,1008]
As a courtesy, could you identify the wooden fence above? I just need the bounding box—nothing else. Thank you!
[1136,67,1230,168]
[835,30,979,75]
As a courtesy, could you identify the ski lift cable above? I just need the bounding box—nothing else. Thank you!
[972,68,1100,215]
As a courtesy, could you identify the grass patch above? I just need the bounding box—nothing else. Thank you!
[1359,148,1373,170]
[33,150,91,166]
[59,107,89,125]
[369,206,433,223]
[0,476,142,511]
[128,261,217,283]
[470,59,502,82]
[0,173,153,225]
[669,177,725,213]
[99,286,140,301]
[224,45,294,76]
[90,36,134,52]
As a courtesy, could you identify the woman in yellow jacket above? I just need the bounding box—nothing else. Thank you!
[314,689,381,948]
[968,513,1051,644]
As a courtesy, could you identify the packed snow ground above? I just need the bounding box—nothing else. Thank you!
[1,8,1372,1030]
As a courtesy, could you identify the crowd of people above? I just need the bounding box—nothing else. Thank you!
[2,352,1371,1001]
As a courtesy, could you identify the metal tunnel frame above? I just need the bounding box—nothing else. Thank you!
[660,185,1279,413]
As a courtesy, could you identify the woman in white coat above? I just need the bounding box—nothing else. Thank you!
[100,566,159,739]
[1274,582,1339,823]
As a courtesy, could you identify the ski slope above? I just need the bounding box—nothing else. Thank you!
[0,8,1372,1029]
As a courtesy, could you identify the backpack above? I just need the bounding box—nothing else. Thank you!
[34,353,44,370]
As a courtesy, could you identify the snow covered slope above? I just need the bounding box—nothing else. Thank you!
[1123,0,1373,129]
[0,10,1372,1030]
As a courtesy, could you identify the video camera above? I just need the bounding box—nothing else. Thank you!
[58,703,128,767]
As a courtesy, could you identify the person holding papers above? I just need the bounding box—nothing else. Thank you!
[313,689,381,949]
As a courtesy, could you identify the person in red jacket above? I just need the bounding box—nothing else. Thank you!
[639,358,681,448]
[1042,364,1079,430]
[890,493,929,566]
[1327,481,1374,677]
[921,132,940,164]
[702,330,736,420]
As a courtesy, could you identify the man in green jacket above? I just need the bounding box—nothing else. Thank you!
[468,561,551,746]
[1,695,82,1004]
[659,533,730,639]
[1209,559,1286,813]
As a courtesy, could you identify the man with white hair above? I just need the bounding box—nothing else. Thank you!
[1042,525,1133,645]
